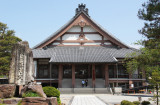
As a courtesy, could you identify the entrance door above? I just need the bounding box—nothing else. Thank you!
[75,64,92,79]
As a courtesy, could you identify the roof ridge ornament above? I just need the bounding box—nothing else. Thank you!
[75,3,89,16]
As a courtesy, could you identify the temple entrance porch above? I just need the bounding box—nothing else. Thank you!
[35,59,145,93]
[60,64,107,88]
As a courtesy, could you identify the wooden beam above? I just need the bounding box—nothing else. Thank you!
[36,13,128,48]
[49,63,52,86]
[72,64,75,88]
[65,32,99,34]
[92,64,95,88]
[54,40,110,43]
[50,44,114,47]
[80,13,128,48]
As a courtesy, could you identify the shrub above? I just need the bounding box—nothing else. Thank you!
[22,90,41,97]
[0,104,6,105]
[141,101,150,105]
[121,100,134,105]
[133,101,140,105]
[43,86,61,105]
[17,100,22,105]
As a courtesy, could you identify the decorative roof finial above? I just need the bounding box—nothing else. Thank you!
[75,3,89,16]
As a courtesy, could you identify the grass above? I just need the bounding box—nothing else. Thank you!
[0,75,8,79]
[22,90,41,98]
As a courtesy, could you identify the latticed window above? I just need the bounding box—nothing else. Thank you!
[38,65,49,78]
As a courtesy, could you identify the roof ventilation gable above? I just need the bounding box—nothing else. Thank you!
[75,3,89,16]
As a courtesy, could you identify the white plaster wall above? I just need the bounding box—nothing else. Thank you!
[104,37,108,40]
[63,43,80,45]
[84,43,101,45]
[62,34,79,40]
[52,42,60,45]
[85,34,102,40]
[104,42,112,45]
[34,61,37,77]
[83,26,96,32]
[56,37,61,40]
[67,26,81,32]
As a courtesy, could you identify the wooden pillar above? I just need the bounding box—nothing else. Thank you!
[129,74,133,89]
[49,63,52,86]
[105,64,109,87]
[92,64,95,88]
[72,64,75,88]
[58,64,63,88]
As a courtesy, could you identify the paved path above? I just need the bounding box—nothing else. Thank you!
[71,95,106,105]
[96,94,154,105]
[60,94,154,105]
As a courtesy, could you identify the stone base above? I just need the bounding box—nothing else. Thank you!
[0,84,16,98]
[21,84,47,98]
[3,98,22,104]
[21,97,58,105]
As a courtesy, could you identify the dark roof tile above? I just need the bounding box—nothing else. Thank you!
[32,46,137,63]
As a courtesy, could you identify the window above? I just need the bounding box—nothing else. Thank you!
[38,65,49,78]
[118,65,128,78]
[95,65,102,78]
[51,64,58,78]
[63,65,72,78]
[109,65,114,78]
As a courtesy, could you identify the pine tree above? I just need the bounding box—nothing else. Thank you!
[0,22,21,76]
[125,1,160,104]
[138,0,160,49]
[125,0,160,78]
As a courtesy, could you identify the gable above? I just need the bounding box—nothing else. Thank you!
[34,12,128,49]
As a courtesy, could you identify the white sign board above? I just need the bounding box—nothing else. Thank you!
[131,84,134,88]
[114,87,122,93]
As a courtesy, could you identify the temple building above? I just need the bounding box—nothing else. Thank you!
[32,4,146,93]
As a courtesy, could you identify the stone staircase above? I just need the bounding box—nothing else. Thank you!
[62,79,72,88]
[60,79,111,94]
[59,88,111,94]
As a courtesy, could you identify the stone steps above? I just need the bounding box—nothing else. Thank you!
[59,88,111,94]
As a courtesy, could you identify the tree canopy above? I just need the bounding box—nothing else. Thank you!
[138,0,160,49]
[0,22,21,76]
[125,0,160,84]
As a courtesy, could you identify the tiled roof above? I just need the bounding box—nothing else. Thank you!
[32,46,137,63]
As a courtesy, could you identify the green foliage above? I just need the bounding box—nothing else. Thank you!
[138,0,160,49]
[43,86,60,97]
[0,22,21,75]
[0,104,6,105]
[141,101,150,105]
[121,100,134,105]
[57,97,61,105]
[125,1,160,103]
[125,0,160,84]
[43,86,61,104]
[22,90,41,97]
[17,100,22,105]
[133,101,140,105]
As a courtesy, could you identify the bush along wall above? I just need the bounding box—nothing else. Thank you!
[43,86,61,105]
[121,100,150,105]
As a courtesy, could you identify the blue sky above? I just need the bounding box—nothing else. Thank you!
[0,0,146,48]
